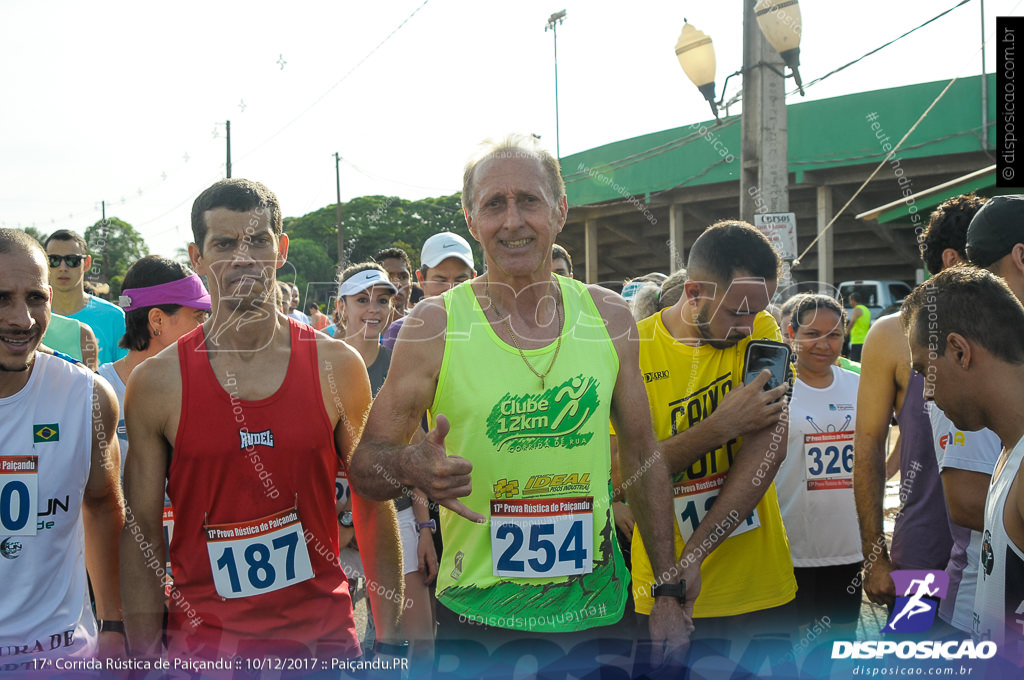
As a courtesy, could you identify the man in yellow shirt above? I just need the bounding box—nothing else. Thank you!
[846,292,871,361]
[616,221,796,664]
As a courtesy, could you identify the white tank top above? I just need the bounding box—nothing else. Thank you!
[0,352,97,663]
[974,435,1024,663]
[777,365,863,566]
[928,405,1000,634]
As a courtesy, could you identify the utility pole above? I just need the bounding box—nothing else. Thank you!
[335,152,344,269]
[226,120,232,178]
[981,0,988,151]
[545,10,566,159]
[101,200,110,283]
[739,0,788,221]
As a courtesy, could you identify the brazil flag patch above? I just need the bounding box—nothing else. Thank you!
[33,423,59,443]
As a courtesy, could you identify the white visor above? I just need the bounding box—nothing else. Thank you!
[338,269,398,298]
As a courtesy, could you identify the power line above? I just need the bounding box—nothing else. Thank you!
[787,0,972,97]
[235,0,432,164]
[794,75,962,265]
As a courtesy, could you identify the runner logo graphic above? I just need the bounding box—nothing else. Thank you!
[882,570,949,633]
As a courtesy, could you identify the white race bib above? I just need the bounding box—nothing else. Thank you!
[490,497,594,578]
[205,507,314,599]
[0,456,38,536]
[335,471,351,507]
[162,503,175,597]
[673,472,759,542]
[803,431,854,490]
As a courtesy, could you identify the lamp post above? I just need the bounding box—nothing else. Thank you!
[674,0,804,221]
[545,10,566,158]
[675,22,719,122]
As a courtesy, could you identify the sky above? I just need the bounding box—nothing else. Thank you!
[2,0,1020,258]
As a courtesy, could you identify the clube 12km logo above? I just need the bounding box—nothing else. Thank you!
[832,570,997,660]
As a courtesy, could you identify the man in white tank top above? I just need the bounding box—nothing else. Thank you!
[0,229,125,666]
[901,266,1024,666]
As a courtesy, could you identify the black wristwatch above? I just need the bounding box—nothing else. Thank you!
[651,580,687,604]
[417,519,437,534]
[97,619,125,635]
[338,510,354,528]
[372,640,410,657]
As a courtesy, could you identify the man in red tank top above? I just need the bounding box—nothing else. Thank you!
[120,179,404,662]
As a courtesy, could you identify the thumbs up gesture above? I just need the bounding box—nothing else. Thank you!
[410,415,485,524]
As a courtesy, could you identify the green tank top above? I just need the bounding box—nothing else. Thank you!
[431,277,628,632]
[41,313,84,360]
[850,304,871,344]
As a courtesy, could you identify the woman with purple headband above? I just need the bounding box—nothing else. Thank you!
[100,256,211,469]
[98,256,210,600]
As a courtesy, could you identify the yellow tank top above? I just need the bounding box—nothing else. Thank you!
[628,310,797,618]
[430,277,628,632]
[850,305,871,344]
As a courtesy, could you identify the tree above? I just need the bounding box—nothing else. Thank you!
[83,217,149,284]
[20,226,47,245]
[283,193,477,272]
[278,237,337,307]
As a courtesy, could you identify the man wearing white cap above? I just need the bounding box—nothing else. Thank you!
[381,232,476,350]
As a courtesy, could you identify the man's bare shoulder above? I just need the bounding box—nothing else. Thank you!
[581,283,633,340]
[127,343,182,397]
[396,297,448,342]
[314,333,365,372]
[863,314,908,355]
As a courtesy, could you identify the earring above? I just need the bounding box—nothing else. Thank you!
[153,329,161,337]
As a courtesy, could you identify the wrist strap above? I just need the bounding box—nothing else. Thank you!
[98,619,125,635]
[372,640,410,657]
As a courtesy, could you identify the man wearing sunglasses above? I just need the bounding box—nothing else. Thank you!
[44,230,127,365]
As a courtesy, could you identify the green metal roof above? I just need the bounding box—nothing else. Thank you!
[562,74,994,208]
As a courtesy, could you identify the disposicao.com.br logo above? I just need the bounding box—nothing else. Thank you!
[883,569,949,634]
[831,570,997,660]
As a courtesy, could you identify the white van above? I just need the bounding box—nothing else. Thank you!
[837,280,913,319]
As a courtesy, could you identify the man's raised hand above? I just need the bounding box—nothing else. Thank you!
[406,415,484,523]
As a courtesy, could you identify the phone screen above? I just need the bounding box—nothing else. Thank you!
[743,341,791,392]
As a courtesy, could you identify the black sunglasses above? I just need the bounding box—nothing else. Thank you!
[48,254,86,268]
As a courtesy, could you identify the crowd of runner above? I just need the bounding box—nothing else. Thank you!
[1,134,1022,676]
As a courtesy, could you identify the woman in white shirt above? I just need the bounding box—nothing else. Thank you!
[777,294,864,634]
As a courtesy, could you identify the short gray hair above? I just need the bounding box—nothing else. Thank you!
[462,134,565,214]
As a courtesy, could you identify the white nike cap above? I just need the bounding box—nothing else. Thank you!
[420,232,475,270]
[338,268,398,297]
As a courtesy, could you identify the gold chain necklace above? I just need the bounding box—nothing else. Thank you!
[484,276,564,390]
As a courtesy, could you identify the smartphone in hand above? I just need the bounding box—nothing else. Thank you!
[743,340,792,394]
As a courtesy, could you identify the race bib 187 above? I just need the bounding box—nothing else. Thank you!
[490,497,594,578]
[205,507,314,599]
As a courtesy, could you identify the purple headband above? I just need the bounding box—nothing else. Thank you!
[119,274,212,312]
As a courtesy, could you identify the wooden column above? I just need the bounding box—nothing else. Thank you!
[816,185,834,293]
[669,204,685,273]
[585,220,599,284]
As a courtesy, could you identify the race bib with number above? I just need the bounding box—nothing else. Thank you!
[804,431,854,490]
[673,471,760,542]
[163,503,175,596]
[205,507,314,599]
[335,470,351,506]
[490,497,593,578]
[0,456,38,536]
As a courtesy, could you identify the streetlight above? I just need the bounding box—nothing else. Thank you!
[675,0,804,121]
[754,0,804,95]
[675,21,719,122]
[675,0,806,223]
[545,10,566,158]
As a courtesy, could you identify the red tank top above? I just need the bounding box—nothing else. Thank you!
[167,318,358,659]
